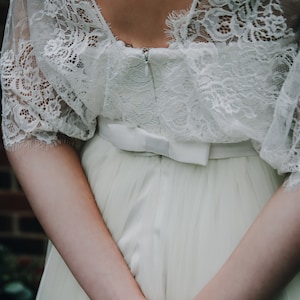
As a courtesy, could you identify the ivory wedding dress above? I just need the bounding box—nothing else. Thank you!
[1,0,300,299]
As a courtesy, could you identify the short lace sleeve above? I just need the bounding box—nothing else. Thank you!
[260,49,300,189]
[0,0,97,150]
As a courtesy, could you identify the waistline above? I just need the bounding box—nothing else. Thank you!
[98,118,257,165]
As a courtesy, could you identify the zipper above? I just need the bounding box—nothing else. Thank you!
[142,47,161,132]
[143,47,150,77]
[142,47,155,91]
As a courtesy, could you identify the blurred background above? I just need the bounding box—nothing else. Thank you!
[0,1,48,299]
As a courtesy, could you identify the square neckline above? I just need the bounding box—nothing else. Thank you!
[89,0,199,49]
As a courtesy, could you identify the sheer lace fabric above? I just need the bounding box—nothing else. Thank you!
[1,0,300,187]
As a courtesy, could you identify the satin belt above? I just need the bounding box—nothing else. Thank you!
[98,118,257,166]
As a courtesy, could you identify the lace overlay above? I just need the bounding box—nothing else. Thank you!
[1,0,300,187]
[1,42,61,146]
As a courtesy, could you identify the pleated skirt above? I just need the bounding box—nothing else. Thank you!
[36,136,300,300]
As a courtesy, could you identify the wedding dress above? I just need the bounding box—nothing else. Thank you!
[1,1,300,299]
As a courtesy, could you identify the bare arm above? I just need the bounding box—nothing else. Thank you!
[194,185,300,300]
[7,143,145,300]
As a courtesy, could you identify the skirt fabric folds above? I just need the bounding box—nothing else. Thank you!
[36,135,300,300]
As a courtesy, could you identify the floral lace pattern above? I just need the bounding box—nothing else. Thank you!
[1,42,60,146]
[103,41,297,145]
[1,0,300,186]
[167,0,294,44]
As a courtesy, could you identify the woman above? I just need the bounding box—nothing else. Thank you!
[1,0,300,299]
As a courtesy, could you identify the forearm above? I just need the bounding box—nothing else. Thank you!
[194,185,300,300]
[7,143,145,300]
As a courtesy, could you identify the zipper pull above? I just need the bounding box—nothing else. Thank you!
[143,48,150,76]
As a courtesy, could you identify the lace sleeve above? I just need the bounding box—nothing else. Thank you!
[0,0,97,150]
[260,48,300,189]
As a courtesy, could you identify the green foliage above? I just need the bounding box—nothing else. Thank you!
[0,245,44,300]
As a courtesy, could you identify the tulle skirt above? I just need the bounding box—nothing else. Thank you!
[36,136,300,300]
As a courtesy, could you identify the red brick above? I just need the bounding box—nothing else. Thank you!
[19,215,45,234]
[0,213,13,232]
[0,192,32,211]
[0,236,48,255]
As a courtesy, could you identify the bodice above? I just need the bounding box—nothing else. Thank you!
[2,0,300,187]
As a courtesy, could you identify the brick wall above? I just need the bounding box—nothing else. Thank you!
[0,0,47,296]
